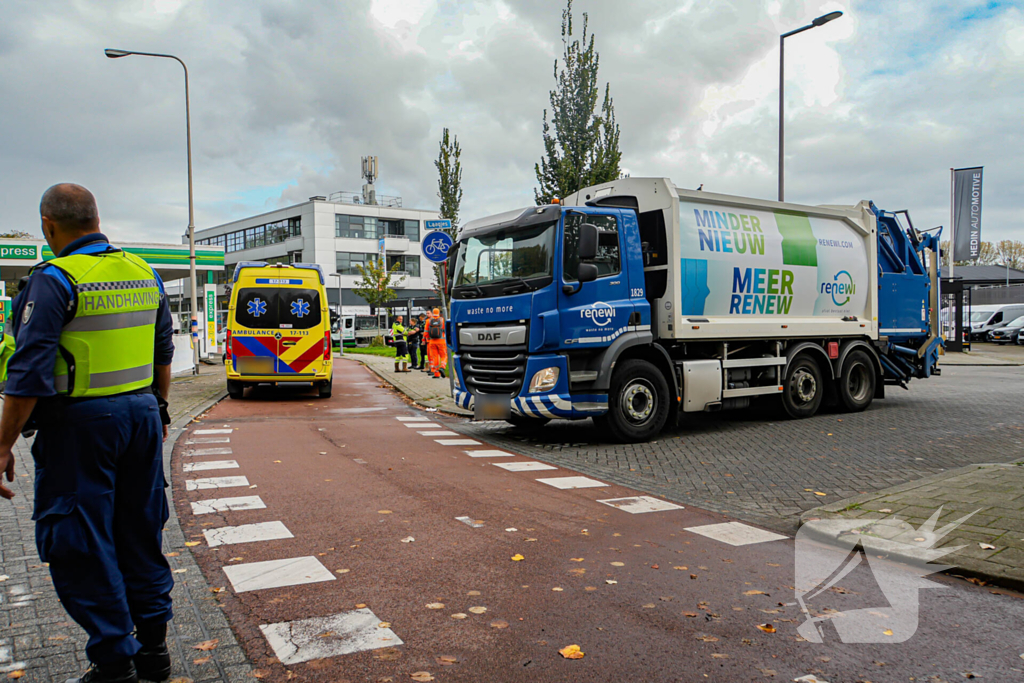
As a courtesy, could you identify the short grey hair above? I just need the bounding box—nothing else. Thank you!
[39,183,99,228]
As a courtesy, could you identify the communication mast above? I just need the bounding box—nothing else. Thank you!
[361,156,378,206]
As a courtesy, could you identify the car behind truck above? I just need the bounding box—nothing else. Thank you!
[448,177,942,443]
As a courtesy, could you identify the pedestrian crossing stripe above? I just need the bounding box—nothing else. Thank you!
[598,496,683,514]
[683,522,787,546]
[435,439,480,446]
[536,476,608,489]
[190,496,266,515]
[204,521,293,547]
[260,609,403,664]
[182,460,239,473]
[222,556,335,593]
[185,476,249,491]
[195,429,233,435]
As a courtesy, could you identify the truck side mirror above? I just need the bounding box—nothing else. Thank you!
[578,223,598,261]
[578,263,598,283]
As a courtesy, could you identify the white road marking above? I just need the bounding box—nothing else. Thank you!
[492,461,557,472]
[182,460,239,473]
[184,447,233,456]
[536,476,609,490]
[436,439,481,446]
[195,429,233,435]
[405,422,439,428]
[683,522,787,546]
[260,609,402,664]
[223,556,335,593]
[598,496,684,514]
[396,416,431,422]
[204,521,293,547]
[353,458,367,464]
[455,516,484,528]
[185,437,231,445]
[418,430,457,436]
[465,450,514,458]
[186,476,250,491]
[191,496,266,516]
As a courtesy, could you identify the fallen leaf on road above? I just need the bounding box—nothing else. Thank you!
[210,587,224,593]
[558,644,584,659]
[165,552,179,557]
[468,606,487,614]
[585,586,597,591]
[229,557,243,562]
[696,635,718,642]
[570,558,584,562]
[759,668,778,677]
[744,590,767,595]
[642,603,655,609]
[979,543,996,550]
[490,620,509,629]
[435,655,458,666]
[273,460,282,464]
[683,612,698,617]
[793,676,829,683]
[185,541,201,547]
[193,639,219,651]
[610,561,624,567]
[467,590,481,596]
[569,568,586,576]
[673,566,688,570]
[511,554,525,561]
[426,603,445,609]
[506,528,518,532]
[451,613,467,619]
[7,672,25,679]
[525,538,538,542]
[814,492,827,496]
[883,629,893,636]
[690,574,698,580]
[605,580,617,585]
[552,587,564,592]
[336,569,350,574]
[410,672,434,681]
[172,568,188,574]
[375,648,402,661]
[804,489,813,492]
[878,508,892,513]
[193,656,210,665]
[651,564,659,569]
[356,603,367,608]
[401,536,415,543]
[378,510,393,514]
[767,563,780,567]
[757,624,776,633]
[711,654,729,659]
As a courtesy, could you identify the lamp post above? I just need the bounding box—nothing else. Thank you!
[105,48,200,374]
[778,11,843,202]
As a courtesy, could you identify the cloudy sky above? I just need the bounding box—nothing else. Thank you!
[1,0,1021,247]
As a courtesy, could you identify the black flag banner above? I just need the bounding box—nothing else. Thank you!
[953,167,983,261]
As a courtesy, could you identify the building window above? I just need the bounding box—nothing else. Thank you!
[387,255,420,277]
[336,215,377,239]
[197,216,300,253]
[405,220,420,242]
[288,250,303,263]
[264,254,290,264]
[337,252,378,275]
[378,219,421,241]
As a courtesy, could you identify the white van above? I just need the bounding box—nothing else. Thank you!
[969,303,1024,341]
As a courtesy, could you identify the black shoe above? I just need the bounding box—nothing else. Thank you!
[439,368,446,378]
[67,660,138,683]
[134,622,171,682]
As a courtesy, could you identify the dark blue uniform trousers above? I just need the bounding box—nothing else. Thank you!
[31,392,174,664]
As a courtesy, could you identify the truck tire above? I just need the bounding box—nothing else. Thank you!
[602,359,670,443]
[838,350,875,412]
[781,355,823,419]
[227,380,245,400]
[507,414,550,429]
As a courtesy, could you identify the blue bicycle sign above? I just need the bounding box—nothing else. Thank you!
[421,230,454,263]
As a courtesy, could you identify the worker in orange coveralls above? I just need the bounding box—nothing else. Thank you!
[425,308,447,379]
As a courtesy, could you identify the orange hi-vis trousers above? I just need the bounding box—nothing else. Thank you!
[427,339,448,377]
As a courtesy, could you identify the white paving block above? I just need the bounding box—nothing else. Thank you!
[683,522,787,546]
[536,476,608,490]
[436,439,481,446]
[492,461,557,472]
[182,460,239,473]
[186,476,249,491]
[194,429,233,435]
[191,496,266,516]
[185,437,231,445]
[204,521,293,547]
[184,447,234,456]
[223,556,335,593]
[598,496,684,514]
[260,609,402,664]
[418,430,457,436]
[396,416,431,422]
[464,450,513,458]
[405,422,438,428]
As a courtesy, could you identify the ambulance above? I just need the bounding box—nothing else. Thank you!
[225,262,334,399]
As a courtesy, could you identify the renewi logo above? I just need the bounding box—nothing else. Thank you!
[581,301,614,327]
[821,270,856,306]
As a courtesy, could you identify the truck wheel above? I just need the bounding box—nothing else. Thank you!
[227,380,244,400]
[507,414,550,429]
[318,378,333,399]
[838,350,875,412]
[782,355,823,419]
[603,359,670,443]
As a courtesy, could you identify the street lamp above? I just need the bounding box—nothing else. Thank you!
[778,10,843,202]
[105,47,200,374]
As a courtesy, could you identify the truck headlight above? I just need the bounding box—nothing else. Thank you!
[528,367,560,393]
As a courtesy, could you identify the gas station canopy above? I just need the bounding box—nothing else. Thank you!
[0,238,225,283]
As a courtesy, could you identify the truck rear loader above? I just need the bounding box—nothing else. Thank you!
[448,177,942,443]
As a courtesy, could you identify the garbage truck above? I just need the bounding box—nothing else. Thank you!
[447,177,942,443]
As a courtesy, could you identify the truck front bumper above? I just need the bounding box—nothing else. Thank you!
[451,353,607,419]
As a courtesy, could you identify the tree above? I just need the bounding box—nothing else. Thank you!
[534,0,621,205]
[0,231,32,239]
[995,240,1024,272]
[433,127,463,308]
[352,257,405,341]
[940,240,1000,268]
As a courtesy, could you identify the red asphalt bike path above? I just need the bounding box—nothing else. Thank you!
[171,359,1024,682]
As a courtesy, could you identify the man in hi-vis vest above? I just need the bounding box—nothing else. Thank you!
[0,185,175,683]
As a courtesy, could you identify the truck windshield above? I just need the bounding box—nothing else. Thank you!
[452,220,555,298]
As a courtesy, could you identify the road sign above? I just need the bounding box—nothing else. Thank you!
[425,219,452,231]
[421,230,454,264]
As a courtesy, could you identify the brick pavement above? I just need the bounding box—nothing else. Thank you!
[0,365,251,682]
[350,351,469,415]
[801,462,1024,590]
[453,365,1024,534]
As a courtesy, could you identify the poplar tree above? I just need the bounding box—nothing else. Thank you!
[534,0,621,205]
[434,127,463,307]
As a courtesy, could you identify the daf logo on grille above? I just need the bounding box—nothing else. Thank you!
[477,332,500,342]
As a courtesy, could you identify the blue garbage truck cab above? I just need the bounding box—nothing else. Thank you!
[449,178,942,443]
